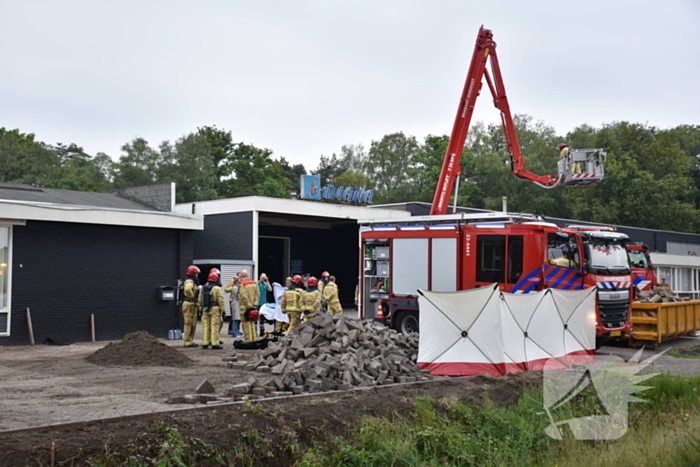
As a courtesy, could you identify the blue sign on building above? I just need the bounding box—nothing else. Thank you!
[300,175,321,200]
[299,175,373,204]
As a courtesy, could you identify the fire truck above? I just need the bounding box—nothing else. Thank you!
[626,243,658,291]
[357,26,632,345]
[359,213,633,344]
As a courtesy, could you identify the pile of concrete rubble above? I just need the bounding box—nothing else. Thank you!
[170,313,433,404]
[635,288,692,303]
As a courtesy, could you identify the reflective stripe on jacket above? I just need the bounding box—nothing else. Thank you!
[282,288,302,312]
[238,280,260,311]
[301,289,322,313]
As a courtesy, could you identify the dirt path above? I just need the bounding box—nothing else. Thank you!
[0,336,261,431]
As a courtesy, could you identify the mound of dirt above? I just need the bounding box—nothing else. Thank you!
[86,331,194,367]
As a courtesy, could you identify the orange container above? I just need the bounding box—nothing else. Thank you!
[629,300,700,348]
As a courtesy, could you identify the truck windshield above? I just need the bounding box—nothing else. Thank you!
[627,249,649,269]
[587,240,630,274]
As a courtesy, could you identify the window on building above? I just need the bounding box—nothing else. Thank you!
[507,235,524,284]
[476,235,505,283]
[0,226,10,335]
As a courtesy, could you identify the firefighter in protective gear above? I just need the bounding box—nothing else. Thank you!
[200,268,225,349]
[319,271,330,291]
[237,270,260,342]
[301,277,322,323]
[558,143,581,175]
[182,265,201,347]
[282,275,304,334]
[549,256,578,269]
[323,275,343,316]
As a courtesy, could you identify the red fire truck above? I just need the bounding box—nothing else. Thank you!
[359,213,633,345]
[627,243,658,291]
[357,26,632,345]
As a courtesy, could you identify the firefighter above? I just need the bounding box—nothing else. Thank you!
[323,275,343,316]
[558,143,581,175]
[319,271,331,291]
[181,265,201,348]
[549,256,578,269]
[301,276,322,323]
[319,271,331,312]
[200,268,224,350]
[237,270,260,342]
[282,274,304,334]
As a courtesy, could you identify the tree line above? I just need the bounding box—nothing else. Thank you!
[1,119,699,232]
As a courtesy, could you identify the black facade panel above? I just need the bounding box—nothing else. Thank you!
[5,220,184,346]
[258,222,359,307]
[194,212,253,260]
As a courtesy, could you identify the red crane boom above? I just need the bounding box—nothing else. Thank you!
[430,26,560,216]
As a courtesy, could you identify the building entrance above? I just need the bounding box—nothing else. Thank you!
[259,236,289,284]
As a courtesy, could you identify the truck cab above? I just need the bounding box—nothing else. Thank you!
[626,243,657,291]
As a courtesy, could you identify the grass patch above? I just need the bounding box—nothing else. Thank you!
[669,350,700,360]
[298,373,700,467]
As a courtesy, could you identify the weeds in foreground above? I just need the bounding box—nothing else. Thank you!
[78,373,700,467]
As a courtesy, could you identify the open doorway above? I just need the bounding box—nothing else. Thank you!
[259,236,290,284]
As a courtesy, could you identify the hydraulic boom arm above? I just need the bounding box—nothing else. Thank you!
[430,26,560,216]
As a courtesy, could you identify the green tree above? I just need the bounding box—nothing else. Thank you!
[365,132,419,203]
[157,133,219,203]
[408,134,449,203]
[220,143,292,198]
[279,157,306,194]
[43,143,112,192]
[564,122,698,232]
[311,153,346,186]
[0,128,57,186]
[112,137,162,188]
[197,125,236,197]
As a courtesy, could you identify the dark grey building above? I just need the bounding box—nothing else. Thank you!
[0,183,201,345]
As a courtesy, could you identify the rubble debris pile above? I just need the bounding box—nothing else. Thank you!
[635,288,692,304]
[236,313,431,394]
[171,314,433,404]
[86,331,194,368]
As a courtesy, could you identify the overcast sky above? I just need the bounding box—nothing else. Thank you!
[1,0,698,171]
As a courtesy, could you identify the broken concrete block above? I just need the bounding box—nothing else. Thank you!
[197,394,219,403]
[230,383,252,394]
[183,395,198,404]
[196,379,215,394]
[166,396,186,404]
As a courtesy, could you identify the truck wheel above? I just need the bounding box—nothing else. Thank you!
[595,337,605,350]
[395,311,419,335]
